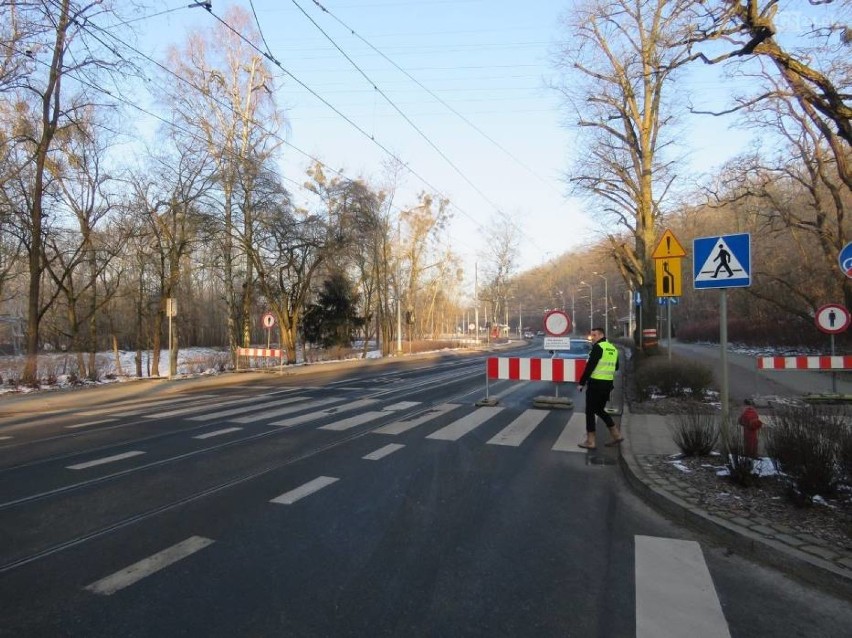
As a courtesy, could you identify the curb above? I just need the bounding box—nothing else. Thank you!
[618,408,852,602]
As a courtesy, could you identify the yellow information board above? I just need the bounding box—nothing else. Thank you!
[655,257,682,297]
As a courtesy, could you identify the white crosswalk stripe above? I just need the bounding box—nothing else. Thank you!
[230,397,342,424]
[426,406,503,441]
[363,443,405,460]
[373,404,460,435]
[142,396,262,419]
[551,413,587,453]
[319,411,387,431]
[271,399,378,428]
[187,397,308,422]
[487,409,548,447]
[635,535,731,638]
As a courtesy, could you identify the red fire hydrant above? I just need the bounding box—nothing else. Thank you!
[737,405,762,457]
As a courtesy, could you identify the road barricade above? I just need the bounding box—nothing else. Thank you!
[480,357,586,406]
[757,355,852,370]
[236,346,285,371]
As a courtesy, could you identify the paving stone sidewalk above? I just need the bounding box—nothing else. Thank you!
[619,410,852,602]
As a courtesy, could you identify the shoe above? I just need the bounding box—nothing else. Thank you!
[578,442,596,450]
[605,437,624,447]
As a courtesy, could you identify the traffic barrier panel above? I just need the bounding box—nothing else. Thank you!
[486,357,586,382]
[237,347,284,358]
[757,356,852,371]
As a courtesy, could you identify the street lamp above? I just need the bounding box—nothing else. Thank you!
[593,272,608,334]
[579,280,593,331]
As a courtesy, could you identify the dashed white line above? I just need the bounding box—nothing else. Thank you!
[270,476,339,505]
[193,427,243,440]
[67,451,145,470]
[85,536,214,596]
[65,418,116,430]
[362,443,405,460]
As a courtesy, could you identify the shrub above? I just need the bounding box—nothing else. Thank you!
[669,405,719,456]
[765,405,848,497]
[722,423,758,487]
[634,355,715,400]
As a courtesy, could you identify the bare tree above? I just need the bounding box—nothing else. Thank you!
[481,211,521,332]
[1,1,132,383]
[685,0,851,189]
[554,0,699,344]
[160,5,283,363]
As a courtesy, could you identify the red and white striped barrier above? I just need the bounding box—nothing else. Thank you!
[757,356,852,371]
[237,347,284,358]
[486,357,586,382]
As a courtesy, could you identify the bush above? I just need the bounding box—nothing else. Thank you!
[765,405,849,497]
[634,354,715,400]
[722,423,758,487]
[669,405,719,456]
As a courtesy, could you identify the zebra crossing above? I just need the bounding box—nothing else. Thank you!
[62,390,595,457]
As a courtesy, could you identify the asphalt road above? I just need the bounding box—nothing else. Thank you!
[0,343,850,637]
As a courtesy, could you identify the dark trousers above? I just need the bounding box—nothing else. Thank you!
[585,380,615,433]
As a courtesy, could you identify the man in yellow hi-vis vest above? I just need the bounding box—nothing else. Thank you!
[577,327,623,450]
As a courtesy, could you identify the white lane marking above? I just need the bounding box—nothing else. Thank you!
[426,407,503,441]
[551,413,587,453]
[0,435,12,441]
[487,410,548,447]
[65,418,116,430]
[319,411,386,431]
[363,443,405,461]
[270,476,339,505]
[142,395,266,419]
[230,397,343,424]
[187,397,307,422]
[493,382,528,400]
[85,536,214,596]
[383,401,420,411]
[67,451,145,470]
[635,535,731,638]
[193,427,243,440]
[271,399,377,427]
[374,404,459,435]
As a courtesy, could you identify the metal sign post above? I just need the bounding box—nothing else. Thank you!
[814,303,851,394]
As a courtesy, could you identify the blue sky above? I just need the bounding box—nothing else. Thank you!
[138,0,756,282]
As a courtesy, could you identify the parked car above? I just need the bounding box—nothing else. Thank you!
[549,338,592,359]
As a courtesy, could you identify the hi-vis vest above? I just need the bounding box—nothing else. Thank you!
[590,341,618,381]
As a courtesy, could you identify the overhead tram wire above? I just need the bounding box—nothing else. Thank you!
[200,5,492,236]
[42,4,380,205]
[290,0,504,214]
[307,0,561,195]
[1,40,311,196]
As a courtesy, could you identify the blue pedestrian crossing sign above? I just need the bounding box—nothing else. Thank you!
[693,233,751,289]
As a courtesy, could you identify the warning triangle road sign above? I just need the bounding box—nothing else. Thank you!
[652,229,687,259]
[693,234,751,289]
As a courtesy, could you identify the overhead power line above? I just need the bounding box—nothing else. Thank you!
[289,0,504,214]
[305,0,565,200]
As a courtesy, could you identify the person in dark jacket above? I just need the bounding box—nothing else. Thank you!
[577,327,623,450]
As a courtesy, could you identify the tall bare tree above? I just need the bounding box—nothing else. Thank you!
[554,0,699,344]
[685,0,851,189]
[160,5,282,363]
